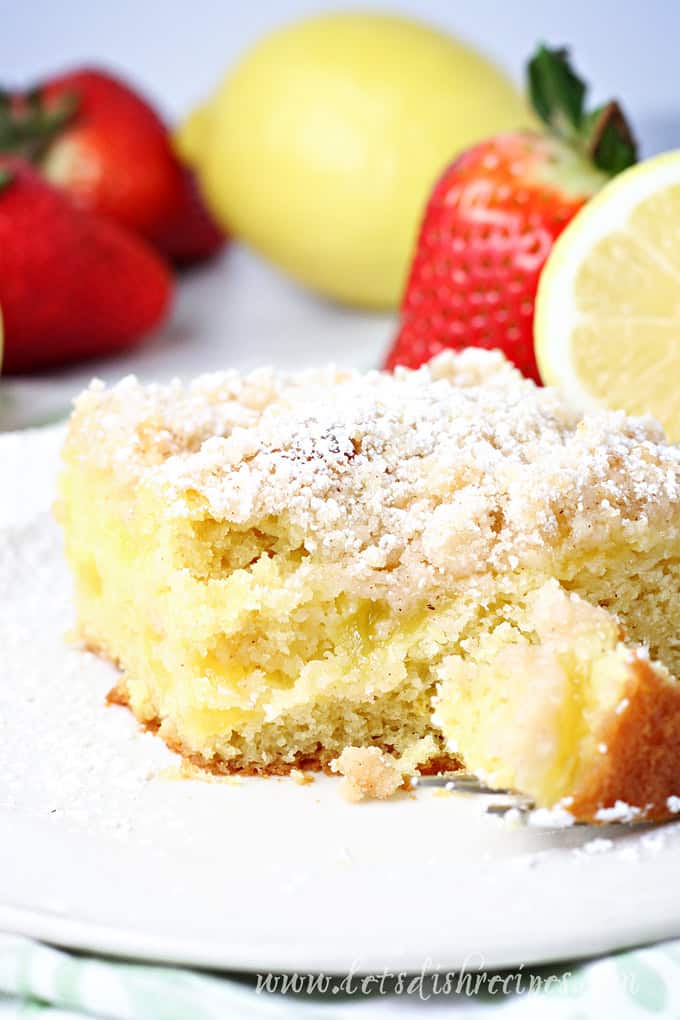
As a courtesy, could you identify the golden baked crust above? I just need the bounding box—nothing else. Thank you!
[569,657,680,822]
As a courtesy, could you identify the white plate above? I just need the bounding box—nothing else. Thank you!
[3,425,680,976]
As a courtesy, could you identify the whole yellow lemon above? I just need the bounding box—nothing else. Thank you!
[180,13,530,308]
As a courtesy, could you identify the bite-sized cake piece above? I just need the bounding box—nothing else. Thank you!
[434,581,680,821]
[331,746,406,803]
[57,349,680,820]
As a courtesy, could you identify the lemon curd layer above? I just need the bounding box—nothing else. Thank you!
[58,351,680,820]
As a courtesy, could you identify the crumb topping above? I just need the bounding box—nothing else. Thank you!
[66,348,680,608]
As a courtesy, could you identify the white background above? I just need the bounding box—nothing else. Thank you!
[3,0,680,156]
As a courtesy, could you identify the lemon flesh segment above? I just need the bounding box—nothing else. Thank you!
[535,151,680,441]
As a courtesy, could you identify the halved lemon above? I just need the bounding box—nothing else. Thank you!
[535,150,680,441]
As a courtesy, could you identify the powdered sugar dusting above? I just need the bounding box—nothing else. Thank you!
[0,425,64,529]
[64,349,680,609]
[581,837,614,855]
[595,801,642,824]
[527,805,576,829]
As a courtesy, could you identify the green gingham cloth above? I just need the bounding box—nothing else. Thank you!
[1,934,680,1018]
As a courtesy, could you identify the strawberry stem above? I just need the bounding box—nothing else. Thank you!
[0,166,13,191]
[0,89,78,162]
[527,44,637,175]
[582,101,637,174]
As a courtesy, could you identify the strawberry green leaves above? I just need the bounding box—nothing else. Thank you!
[527,45,637,175]
[528,46,585,140]
[582,102,637,175]
[0,89,77,162]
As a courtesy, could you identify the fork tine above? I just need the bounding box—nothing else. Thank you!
[417,771,536,812]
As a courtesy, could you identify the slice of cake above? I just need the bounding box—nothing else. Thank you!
[57,349,680,821]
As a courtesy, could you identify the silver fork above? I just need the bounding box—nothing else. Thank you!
[416,772,535,815]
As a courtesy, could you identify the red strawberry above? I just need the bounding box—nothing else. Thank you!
[148,165,225,268]
[385,46,637,381]
[0,68,224,265]
[0,158,172,373]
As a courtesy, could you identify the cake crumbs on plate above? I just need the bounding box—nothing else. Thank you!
[331,746,404,803]
[290,768,315,786]
[157,762,243,785]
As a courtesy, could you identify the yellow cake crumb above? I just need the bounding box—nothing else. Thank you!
[290,768,315,786]
[331,747,404,802]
